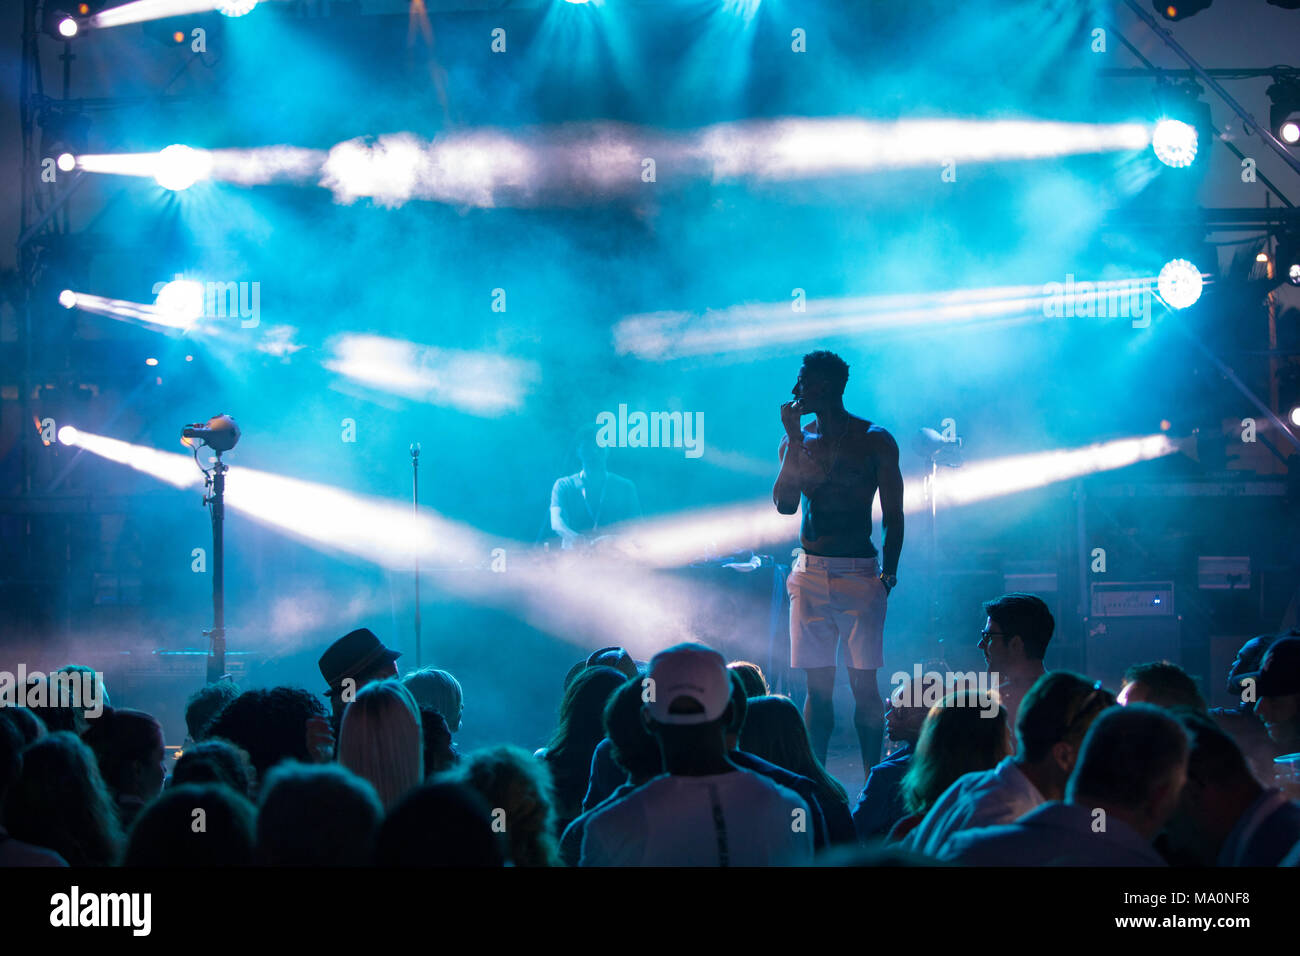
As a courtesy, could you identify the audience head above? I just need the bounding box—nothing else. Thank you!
[124,783,256,866]
[1066,703,1189,840]
[206,686,326,788]
[728,660,769,698]
[1119,662,1207,712]
[900,692,1011,816]
[543,665,626,813]
[319,627,401,719]
[257,763,383,866]
[4,730,123,865]
[171,738,255,797]
[604,676,663,782]
[1251,638,1300,752]
[21,676,78,734]
[1226,632,1285,697]
[1162,711,1260,865]
[82,708,167,804]
[0,718,24,815]
[1016,673,1115,796]
[587,646,639,680]
[53,665,111,734]
[642,643,734,761]
[0,705,46,746]
[724,669,750,748]
[337,679,423,811]
[454,745,559,866]
[185,680,240,743]
[419,708,458,776]
[884,665,944,747]
[401,668,464,732]
[742,695,848,804]
[979,593,1055,670]
[376,781,506,867]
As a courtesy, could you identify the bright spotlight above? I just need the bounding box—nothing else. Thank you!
[217,0,257,15]
[154,144,211,191]
[58,289,77,309]
[154,279,205,326]
[56,152,76,172]
[1152,119,1198,167]
[1290,406,1300,428]
[57,16,79,37]
[1290,263,1300,285]
[1283,121,1300,145]
[1157,259,1203,309]
[57,425,79,445]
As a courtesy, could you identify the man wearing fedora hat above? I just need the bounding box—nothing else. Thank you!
[319,628,403,729]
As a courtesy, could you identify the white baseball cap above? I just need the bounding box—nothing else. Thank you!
[644,643,731,725]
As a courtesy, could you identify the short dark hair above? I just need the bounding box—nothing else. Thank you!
[81,708,163,795]
[983,593,1055,661]
[1177,710,1253,787]
[801,350,850,397]
[171,738,255,797]
[419,707,459,776]
[205,687,326,785]
[728,661,768,698]
[1017,672,1115,764]
[257,763,383,866]
[185,680,240,742]
[1068,704,1188,810]
[124,783,256,866]
[1122,662,1207,713]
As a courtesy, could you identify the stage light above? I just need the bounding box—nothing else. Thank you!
[1157,259,1203,309]
[154,278,205,326]
[1290,406,1300,428]
[154,144,210,191]
[145,357,159,366]
[57,425,78,445]
[216,0,257,15]
[1257,252,1270,263]
[1153,0,1211,19]
[1152,119,1198,167]
[1268,78,1300,146]
[58,289,77,309]
[56,152,76,172]
[57,16,79,37]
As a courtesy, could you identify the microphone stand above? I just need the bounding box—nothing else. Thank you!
[411,443,422,669]
[203,451,228,684]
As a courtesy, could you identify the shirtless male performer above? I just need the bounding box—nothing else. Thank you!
[773,350,905,779]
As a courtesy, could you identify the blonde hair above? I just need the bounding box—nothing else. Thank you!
[338,680,423,811]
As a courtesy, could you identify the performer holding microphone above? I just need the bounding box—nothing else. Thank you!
[773,350,905,779]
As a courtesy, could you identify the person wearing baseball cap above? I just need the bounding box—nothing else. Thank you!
[1252,637,1300,754]
[578,642,813,866]
[318,628,402,726]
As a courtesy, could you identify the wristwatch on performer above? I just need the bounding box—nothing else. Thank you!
[880,572,897,594]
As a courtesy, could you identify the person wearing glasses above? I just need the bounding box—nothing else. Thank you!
[977,593,1055,727]
[904,672,1115,859]
[773,350,905,780]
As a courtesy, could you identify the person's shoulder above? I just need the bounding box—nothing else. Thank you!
[862,422,899,452]
[553,472,580,490]
[729,767,810,808]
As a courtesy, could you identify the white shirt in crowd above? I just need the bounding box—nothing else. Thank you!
[905,756,1045,858]
[579,769,814,866]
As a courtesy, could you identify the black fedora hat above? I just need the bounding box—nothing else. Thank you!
[319,628,401,695]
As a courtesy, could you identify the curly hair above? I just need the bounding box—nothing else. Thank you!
[452,745,561,867]
[205,687,325,786]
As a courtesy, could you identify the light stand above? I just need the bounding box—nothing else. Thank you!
[913,427,964,651]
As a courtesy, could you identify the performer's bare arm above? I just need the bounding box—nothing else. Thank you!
[773,400,822,514]
[876,432,905,577]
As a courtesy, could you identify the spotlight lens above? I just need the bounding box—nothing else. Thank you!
[58,17,78,38]
[1152,119,1198,168]
[1291,406,1300,428]
[154,145,211,191]
[56,152,75,172]
[155,279,205,325]
[58,289,77,309]
[216,0,258,15]
[145,357,159,367]
[1289,263,1300,285]
[57,425,78,445]
[1282,121,1300,145]
[1158,258,1204,309]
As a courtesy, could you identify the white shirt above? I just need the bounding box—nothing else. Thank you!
[905,757,1045,858]
[938,802,1166,867]
[579,770,814,867]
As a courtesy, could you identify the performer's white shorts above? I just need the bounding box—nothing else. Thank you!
[787,555,887,670]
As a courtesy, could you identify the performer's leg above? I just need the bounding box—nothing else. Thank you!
[848,667,884,777]
[803,666,837,766]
